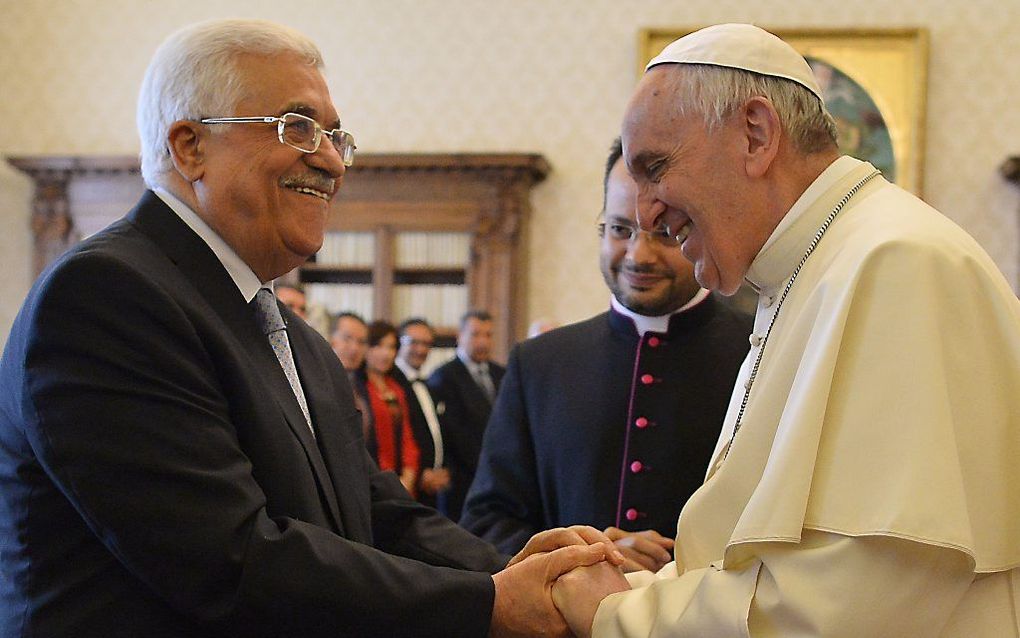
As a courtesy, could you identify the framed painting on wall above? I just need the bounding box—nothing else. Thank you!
[639,28,929,196]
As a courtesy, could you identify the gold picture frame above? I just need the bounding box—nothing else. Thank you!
[639,28,929,195]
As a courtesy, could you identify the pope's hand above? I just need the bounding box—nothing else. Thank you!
[603,526,674,573]
[490,542,617,638]
[508,525,625,568]
[551,561,631,638]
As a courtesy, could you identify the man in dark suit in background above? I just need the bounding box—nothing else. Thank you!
[330,311,376,457]
[0,18,618,638]
[393,317,451,508]
[427,310,505,522]
[461,139,752,571]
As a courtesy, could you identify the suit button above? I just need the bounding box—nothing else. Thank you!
[635,417,649,428]
[749,333,762,347]
[647,336,661,347]
[630,460,644,473]
[625,508,641,521]
[640,374,654,385]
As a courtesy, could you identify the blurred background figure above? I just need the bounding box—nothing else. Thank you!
[361,320,420,495]
[330,312,376,456]
[427,310,505,522]
[394,318,451,508]
[274,283,307,319]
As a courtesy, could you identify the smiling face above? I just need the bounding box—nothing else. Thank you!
[192,52,346,282]
[398,323,434,371]
[622,66,764,296]
[599,158,700,316]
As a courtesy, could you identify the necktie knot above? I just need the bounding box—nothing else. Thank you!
[472,362,496,402]
[253,288,286,335]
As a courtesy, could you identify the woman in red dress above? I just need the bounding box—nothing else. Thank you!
[361,320,420,495]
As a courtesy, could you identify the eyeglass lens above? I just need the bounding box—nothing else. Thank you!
[599,222,679,247]
[280,114,356,165]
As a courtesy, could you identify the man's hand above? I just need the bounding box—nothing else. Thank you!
[490,542,616,638]
[398,468,417,495]
[509,526,625,568]
[551,562,631,638]
[603,526,674,573]
[418,467,451,495]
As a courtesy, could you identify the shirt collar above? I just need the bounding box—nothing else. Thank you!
[153,187,265,303]
[457,350,487,372]
[745,155,865,293]
[395,357,421,381]
[609,288,710,336]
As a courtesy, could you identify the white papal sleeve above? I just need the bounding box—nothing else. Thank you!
[592,530,975,637]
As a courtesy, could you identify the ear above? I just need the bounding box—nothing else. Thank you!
[166,120,207,183]
[739,96,782,178]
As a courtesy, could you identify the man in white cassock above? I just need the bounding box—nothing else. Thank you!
[551,23,1020,637]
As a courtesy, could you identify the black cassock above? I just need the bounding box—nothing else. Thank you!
[462,297,752,554]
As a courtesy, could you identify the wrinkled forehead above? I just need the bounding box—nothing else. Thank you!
[233,52,340,124]
[621,68,677,160]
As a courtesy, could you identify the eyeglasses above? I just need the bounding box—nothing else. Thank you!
[399,335,434,348]
[597,221,680,248]
[200,112,357,166]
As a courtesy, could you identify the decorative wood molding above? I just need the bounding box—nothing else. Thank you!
[6,153,549,360]
[9,156,143,276]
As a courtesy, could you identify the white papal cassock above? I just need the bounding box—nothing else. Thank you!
[593,156,1020,637]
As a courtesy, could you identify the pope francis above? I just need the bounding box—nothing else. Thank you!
[551,23,1020,638]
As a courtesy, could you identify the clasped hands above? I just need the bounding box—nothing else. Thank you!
[490,525,674,637]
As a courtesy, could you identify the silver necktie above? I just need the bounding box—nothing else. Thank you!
[473,363,496,403]
[253,288,314,436]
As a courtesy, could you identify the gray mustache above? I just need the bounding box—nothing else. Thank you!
[281,174,335,193]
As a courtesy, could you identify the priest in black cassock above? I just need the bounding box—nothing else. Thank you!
[462,139,751,572]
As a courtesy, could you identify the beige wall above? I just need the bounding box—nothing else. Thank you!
[2,0,1017,347]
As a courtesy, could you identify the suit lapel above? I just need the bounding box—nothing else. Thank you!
[127,192,345,533]
[287,324,371,540]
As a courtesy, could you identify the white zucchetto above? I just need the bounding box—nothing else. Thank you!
[646,23,824,101]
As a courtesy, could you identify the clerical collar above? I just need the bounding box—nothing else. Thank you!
[609,288,710,336]
[153,188,263,303]
[745,156,872,293]
[395,357,422,382]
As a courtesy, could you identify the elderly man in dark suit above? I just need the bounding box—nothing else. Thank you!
[461,139,751,571]
[0,18,618,638]
[427,310,505,522]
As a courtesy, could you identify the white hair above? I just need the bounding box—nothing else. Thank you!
[137,19,324,188]
[665,64,838,155]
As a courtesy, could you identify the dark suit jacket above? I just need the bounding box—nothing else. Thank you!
[0,192,505,637]
[461,300,752,554]
[426,357,505,522]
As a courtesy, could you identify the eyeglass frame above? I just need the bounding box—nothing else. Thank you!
[597,220,681,248]
[399,334,435,348]
[199,112,357,166]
